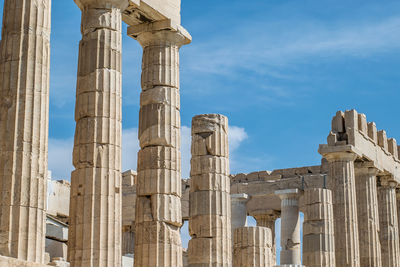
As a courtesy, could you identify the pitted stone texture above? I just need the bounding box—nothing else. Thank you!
[378,180,400,267]
[68,2,125,266]
[136,194,182,226]
[302,188,335,267]
[355,165,382,267]
[325,152,360,267]
[0,255,53,267]
[188,114,231,266]
[134,28,188,267]
[0,0,51,263]
[135,221,182,266]
[188,237,231,266]
[233,227,273,267]
[136,168,181,196]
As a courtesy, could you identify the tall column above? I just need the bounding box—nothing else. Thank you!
[188,114,231,266]
[233,227,273,267]
[128,21,191,267]
[276,189,302,266]
[302,188,335,267]
[68,1,128,266]
[324,152,360,267]
[378,177,400,267]
[354,162,382,267]
[250,209,280,265]
[231,193,248,236]
[0,0,51,263]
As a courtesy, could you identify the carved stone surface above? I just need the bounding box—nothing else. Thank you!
[188,114,231,266]
[355,163,382,267]
[0,0,51,263]
[378,178,400,267]
[130,20,190,267]
[233,227,273,267]
[302,188,335,267]
[68,1,128,266]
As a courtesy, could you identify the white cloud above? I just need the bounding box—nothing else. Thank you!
[48,138,74,180]
[229,126,249,152]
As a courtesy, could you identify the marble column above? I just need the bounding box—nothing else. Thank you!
[378,177,400,267]
[324,152,360,267]
[250,209,280,265]
[188,114,231,266]
[0,0,51,263]
[355,162,382,267]
[128,21,191,267]
[233,227,273,267]
[302,188,335,267]
[68,1,128,266]
[231,193,248,236]
[276,189,302,265]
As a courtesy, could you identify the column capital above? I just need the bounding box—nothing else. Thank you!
[354,161,379,175]
[249,209,280,221]
[75,0,129,10]
[231,193,249,202]
[128,19,192,47]
[323,151,358,162]
[379,175,397,188]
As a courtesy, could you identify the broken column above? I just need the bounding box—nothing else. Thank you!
[302,188,335,267]
[0,0,51,262]
[354,162,382,267]
[249,209,280,265]
[378,177,400,267]
[322,151,360,267]
[233,227,273,267]
[127,20,191,267]
[188,114,231,266]
[276,189,302,266]
[68,0,128,266]
[231,193,249,236]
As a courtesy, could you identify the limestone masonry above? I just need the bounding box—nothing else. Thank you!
[0,0,399,267]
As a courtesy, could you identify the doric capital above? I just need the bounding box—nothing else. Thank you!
[75,0,129,10]
[276,189,302,207]
[379,175,397,188]
[231,193,249,203]
[354,161,379,176]
[249,209,280,221]
[323,151,357,162]
[128,19,192,47]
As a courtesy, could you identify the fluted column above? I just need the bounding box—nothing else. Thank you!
[355,162,382,267]
[128,22,191,267]
[378,177,400,267]
[302,188,335,267]
[276,189,302,266]
[324,152,360,267]
[0,0,51,263]
[250,209,280,265]
[188,114,231,266]
[233,227,273,267]
[68,1,128,266]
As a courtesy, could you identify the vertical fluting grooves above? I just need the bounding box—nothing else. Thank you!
[302,188,336,267]
[188,114,232,266]
[355,167,382,267]
[135,30,186,267]
[68,5,124,267]
[328,156,360,267]
[378,182,400,267]
[0,0,51,263]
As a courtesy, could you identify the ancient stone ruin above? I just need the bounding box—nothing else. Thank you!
[0,0,399,267]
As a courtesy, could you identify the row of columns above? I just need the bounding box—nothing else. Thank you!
[0,0,193,266]
[323,151,400,267]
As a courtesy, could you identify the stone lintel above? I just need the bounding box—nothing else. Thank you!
[318,144,360,161]
[127,19,192,44]
[249,209,280,219]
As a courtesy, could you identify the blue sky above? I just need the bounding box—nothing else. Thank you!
[1,0,399,263]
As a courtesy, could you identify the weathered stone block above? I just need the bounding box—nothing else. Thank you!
[189,214,230,238]
[190,156,229,176]
[189,190,231,217]
[140,86,180,109]
[137,146,180,171]
[191,130,228,158]
[136,194,182,226]
[136,168,181,196]
[190,173,230,193]
[188,237,231,265]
